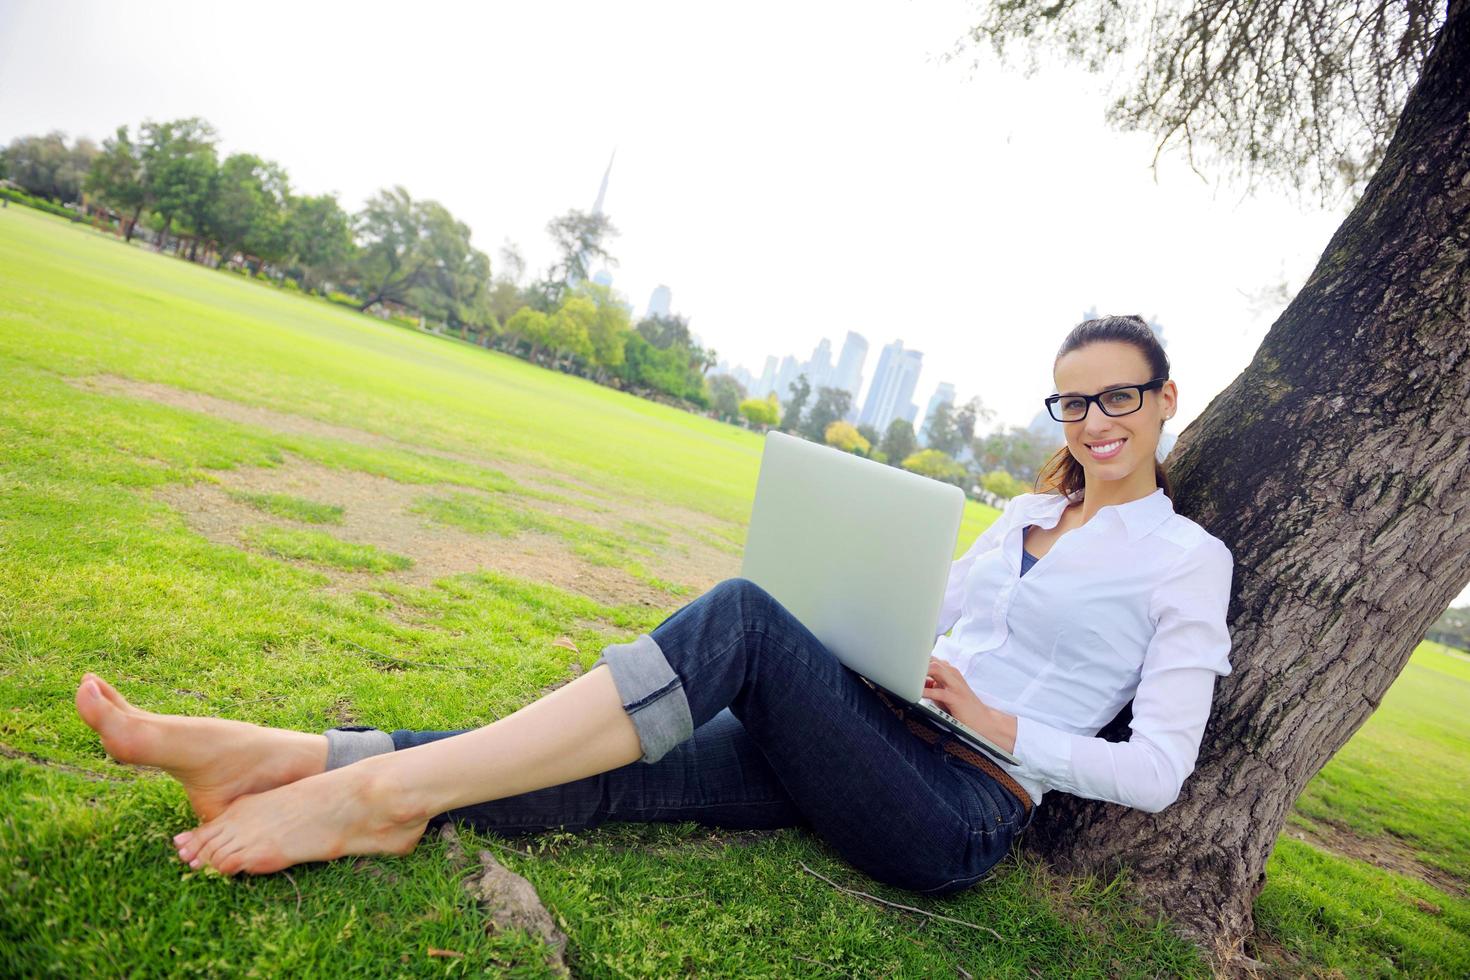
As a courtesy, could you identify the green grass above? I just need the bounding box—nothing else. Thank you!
[0,203,1465,976]
[1251,640,1470,973]
[244,526,414,573]
[412,491,549,538]
[229,488,345,524]
[1256,837,1469,977]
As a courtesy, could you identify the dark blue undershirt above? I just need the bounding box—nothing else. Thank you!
[1020,548,1039,576]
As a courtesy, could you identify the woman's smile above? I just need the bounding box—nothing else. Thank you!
[1084,436,1127,460]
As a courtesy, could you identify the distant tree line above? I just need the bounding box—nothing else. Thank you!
[700,368,1058,502]
[1427,606,1470,651]
[0,121,718,411]
[2,121,1059,493]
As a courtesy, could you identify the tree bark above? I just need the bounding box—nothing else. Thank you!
[1024,0,1470,953]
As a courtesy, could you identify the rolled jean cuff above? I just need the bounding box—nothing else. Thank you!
[324,726,395,770]
[592,632,693,764]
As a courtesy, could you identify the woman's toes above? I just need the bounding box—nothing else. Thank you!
[193,832,234,871]
[75,680,136,758]
[88,674,137,714]
[215,850,247,876]
[181,822,222,858]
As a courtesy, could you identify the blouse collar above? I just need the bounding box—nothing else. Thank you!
[1025,487,1174,543]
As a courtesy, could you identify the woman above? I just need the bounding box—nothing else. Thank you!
[74,314,1233,893]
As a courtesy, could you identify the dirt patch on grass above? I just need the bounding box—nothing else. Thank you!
[155,461,693,607]
[72,372,603,503]
[1285,817,1467,897]
[77,373,744,601]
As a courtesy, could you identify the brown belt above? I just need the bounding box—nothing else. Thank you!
[865,681,1033,822]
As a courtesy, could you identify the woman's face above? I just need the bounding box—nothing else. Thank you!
[1052,341,1177,492]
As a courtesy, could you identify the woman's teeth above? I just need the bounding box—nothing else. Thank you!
[1087,438,1125,460]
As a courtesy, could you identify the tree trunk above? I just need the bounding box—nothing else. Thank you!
[1024,0,1470,953]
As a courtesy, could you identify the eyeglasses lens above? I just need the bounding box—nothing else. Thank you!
[1054,387,1142,422]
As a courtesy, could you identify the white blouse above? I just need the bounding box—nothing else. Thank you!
[932,487,1234,813]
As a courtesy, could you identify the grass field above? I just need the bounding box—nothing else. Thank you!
[1,204,1466,976]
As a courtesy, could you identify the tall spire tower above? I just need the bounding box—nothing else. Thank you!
[591,149,616,216]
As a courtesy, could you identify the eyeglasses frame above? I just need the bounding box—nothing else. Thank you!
[1044,377,1170,423]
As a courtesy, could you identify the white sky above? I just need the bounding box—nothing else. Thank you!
[4,1,1459,605]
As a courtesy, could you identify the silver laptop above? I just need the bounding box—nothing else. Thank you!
[739,431,1019,766]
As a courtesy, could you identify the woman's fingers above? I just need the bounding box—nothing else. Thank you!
[924,686,954,710]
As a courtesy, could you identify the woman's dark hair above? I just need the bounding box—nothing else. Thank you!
[1035,314,1174,499]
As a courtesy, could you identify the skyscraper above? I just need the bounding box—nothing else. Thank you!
[858,340,924,433]
[591,150,615,216]
[833,331,869,417]
[920,382,957,445]
[572,151,617,286]
[645,285,672,319]
[893,350,923,431]
[774,355,802,402]
[803,338,834,390]
[858,341,902,430]
[754,356,778,399]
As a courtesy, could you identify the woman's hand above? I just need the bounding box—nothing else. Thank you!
[924,658,1018,755]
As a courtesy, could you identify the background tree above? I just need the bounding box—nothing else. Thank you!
[498,240,527,284]
[856,423,882,450]
[534,208,617,307]
[900,448,968,487]
[487,241,530,328]
[966,0,1470,952]
[824,420,871,455]
[707,374,747,422]
[283,193,354,291]
[739,394,780,429]
[504,307,552,362]
[352,186,426,310]
[86,126,148,241]
[2,132,97,202]
[207,153,289,267]
[409,201,495,337]
[922,402,963,455]
[799,386,853,443]
[546,295,596,371]
[139,118,217,253]
[979,469,1028,499]
[972,426,1055,485]
[635,312,693,350]
[352,186,490,321]
[878,418,917,468]
[779,374,811,433]
[951,396,989,448]
[1426,606,1470,650]
[575,282,630,381]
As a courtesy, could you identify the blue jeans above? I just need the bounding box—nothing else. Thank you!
[351,578,1031,895]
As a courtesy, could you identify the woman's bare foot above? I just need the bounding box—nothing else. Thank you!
[172,761,427,875]
[74,673,328,821]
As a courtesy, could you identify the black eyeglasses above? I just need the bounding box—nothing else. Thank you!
[1044,377,1168,423]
